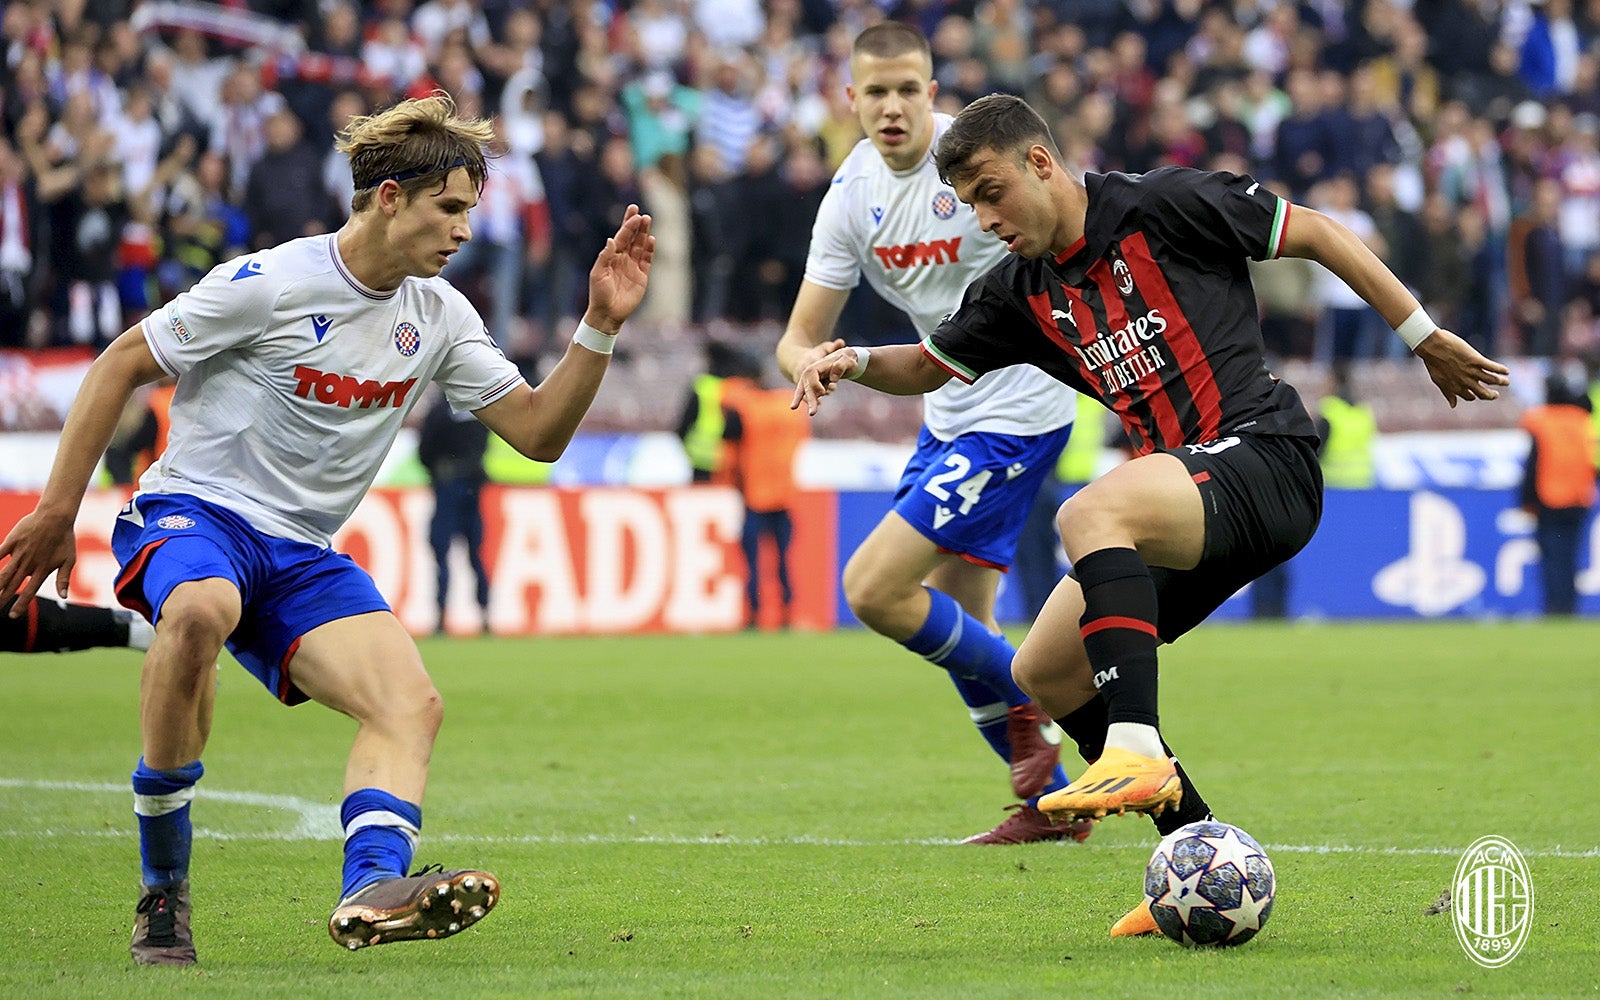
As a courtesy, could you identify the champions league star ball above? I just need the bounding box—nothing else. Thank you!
[1143,821,1276,947]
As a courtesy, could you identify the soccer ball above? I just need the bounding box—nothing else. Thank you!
[1144,820,1275,947]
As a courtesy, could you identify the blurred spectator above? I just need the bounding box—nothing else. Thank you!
[694,0,764,51]
[1511,177,1569,357]
[211,62,286,197]
[1365,162,1427,300]
[1550,112,1600,280]
[1274,68,1330,198]
[1519,371,1596,615]
[157,147,249,299]
[622,69,703,171]
[322,89,367,223]
[695,51,763,176]
[43,159,127,348]
[721,356,808,630]
[1310,174,1386,361]
[243,108,329,249]
[164,28,230,131]
[635,153,693,325]
[0,139,40,348]
[1367,14,1440,125]
[111,88,163,211]
[418,392,492,636]
[412,0,492,62]
[534,109,587,332]
[688,143,738,323]
[1510,0,1582,100]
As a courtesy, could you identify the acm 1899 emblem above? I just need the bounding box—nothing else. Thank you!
[1452,835,1532,968]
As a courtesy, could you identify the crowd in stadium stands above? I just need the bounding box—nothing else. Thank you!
[4,0,1600,373]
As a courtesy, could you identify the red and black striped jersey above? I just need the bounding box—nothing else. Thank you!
[925,167,1319,456]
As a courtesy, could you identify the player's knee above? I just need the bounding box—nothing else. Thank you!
[1056,489,1116,553]
[841,562,906,631]
[157,584,240,658]
[1011,643,1050,701]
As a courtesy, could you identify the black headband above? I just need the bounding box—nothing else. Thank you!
[357,156,470,190]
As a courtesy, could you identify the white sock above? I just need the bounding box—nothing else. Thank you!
[126,612,156,652]
[1103,722,1164,759]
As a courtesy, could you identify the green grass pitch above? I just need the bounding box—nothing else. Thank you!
[2,620,1596,998]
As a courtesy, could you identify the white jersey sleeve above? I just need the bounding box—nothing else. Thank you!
[140,256,279,376]
[434,307,525,412]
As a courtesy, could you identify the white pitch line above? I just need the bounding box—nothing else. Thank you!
[0,777,340,840]
[2,778,1596,858]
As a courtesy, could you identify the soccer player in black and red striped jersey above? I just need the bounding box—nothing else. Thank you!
[792,93,1509,936]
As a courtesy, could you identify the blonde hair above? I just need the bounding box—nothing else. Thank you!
[339,93,493,212]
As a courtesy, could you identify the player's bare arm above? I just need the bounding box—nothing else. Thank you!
[791,342,950,416]
[775,280,850,381]
[0,327,167,613]
[474,206,654,460]
[1277,206,1510,406]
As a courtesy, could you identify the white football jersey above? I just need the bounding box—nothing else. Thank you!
[138,234,524,546]
[804,114,1075,440]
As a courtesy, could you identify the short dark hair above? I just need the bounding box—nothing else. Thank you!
[935,94,1059,186]
[852,22,930,64]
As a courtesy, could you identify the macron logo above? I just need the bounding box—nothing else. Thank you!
[292,365,417,409]
[231,259,263,281]
[311,315,333,342]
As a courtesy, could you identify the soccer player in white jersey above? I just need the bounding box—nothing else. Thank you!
[0,95,654,966]
[775,23,1087,845]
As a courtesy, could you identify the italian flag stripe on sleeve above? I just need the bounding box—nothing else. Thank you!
[920,339,979,383]
[1267,197,1290,259]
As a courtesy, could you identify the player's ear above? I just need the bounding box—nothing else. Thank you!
[926,77,938,103]
[377,179,403,216]
[1028,144,1053,179]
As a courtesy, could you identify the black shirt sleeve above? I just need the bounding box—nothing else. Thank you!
[925,264,1042,385]
[1134,167,1289,263]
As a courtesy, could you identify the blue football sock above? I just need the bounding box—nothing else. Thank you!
[949,675,1072,799]
[1028,766,1071,804]
[132,758,203,888]
[903,587,1029,707]
[947,675,1014,761]
[340,789,422,901]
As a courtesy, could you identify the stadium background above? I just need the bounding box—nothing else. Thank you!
[2,0,1598,628]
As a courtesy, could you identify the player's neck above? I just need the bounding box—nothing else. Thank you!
[1048,180,1090,256]
[335,217,408,292]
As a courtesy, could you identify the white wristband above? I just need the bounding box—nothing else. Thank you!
[573,320,617,355]
[1393,306,1437,351]
[844,346,870,381]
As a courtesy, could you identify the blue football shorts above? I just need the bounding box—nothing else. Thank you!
[111,492,391,706]
[892,423,1074,569]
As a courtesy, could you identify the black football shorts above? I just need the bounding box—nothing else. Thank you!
[1151,432,1323,642]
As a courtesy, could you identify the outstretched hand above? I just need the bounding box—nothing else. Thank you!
[0,509,78,617]
[791,347,864,417]
[584,205,655,332]
[1413,329,1511,407]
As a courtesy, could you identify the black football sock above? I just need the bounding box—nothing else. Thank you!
[1075,547,1160,728]
[0,597,128,653]
[1154,746,1215,836]
[1055,695,1109,764]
